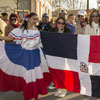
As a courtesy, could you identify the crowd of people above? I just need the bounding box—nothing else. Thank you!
[0,9,100,37]
[0,8,100,100]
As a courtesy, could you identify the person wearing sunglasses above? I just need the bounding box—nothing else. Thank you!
[5,13,19,37]
[49,17,72,98]
[51,17,72,34]
[0,12,50,100]
[85,10,100,35]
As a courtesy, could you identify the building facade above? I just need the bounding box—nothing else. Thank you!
[31,0,52,19]
[0,0,52,19]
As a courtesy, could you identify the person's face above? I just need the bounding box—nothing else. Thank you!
[57,19,65,30]
[1,15,8,21]
[59,13,66,18]
[68,16,76,24]
[42,18,48,24]
[78,15,86,22]
[29,15,38,26]
[11,17,18,25]
[91,12,100,24]
[4,15,8,20]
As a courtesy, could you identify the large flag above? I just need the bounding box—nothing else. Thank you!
[0,41,51,100]
[41,31,100,98]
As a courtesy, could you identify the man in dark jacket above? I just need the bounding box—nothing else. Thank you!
[37,13,52,31]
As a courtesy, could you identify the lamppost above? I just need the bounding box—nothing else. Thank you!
[87,0,89,10]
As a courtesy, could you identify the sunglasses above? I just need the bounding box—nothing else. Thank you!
[57,22,65,25]
[11,19,17,21]
[91,14,99,18]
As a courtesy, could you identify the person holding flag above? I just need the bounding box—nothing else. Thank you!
[0,12,51,100]
[49,16,72,97]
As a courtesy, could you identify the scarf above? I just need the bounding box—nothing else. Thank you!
[92,22,99,35]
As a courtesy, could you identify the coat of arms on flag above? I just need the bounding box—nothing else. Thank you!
[40,31,100,98]
[80,62,88,73]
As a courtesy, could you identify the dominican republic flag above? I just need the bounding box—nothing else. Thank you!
[41,31,100,98]
[0,41,51,100]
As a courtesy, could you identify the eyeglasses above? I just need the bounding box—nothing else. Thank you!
[11,19,17,21]
[91,14,99,18]
[57,22,65,25]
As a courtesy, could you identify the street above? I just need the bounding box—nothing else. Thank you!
[0,89,100,100]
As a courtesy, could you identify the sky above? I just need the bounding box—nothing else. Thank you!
[89,0,98,9]
[53,0,98,10]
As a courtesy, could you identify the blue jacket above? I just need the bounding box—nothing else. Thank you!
[68,23,75,34]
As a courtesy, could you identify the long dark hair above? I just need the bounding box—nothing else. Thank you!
[54,17,70,33]
[21,12,37,32]
[9,13,19,28]
[89,10,100,27]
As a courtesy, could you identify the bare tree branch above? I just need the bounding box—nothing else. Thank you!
[52,0,86,10]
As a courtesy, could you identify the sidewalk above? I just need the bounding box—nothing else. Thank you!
[0,89,100,100]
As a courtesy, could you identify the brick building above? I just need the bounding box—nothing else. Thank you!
[0,0,52,19]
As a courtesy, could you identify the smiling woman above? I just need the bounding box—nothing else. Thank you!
[51,17,72,34]
[0,12,51,100]
[49,16,73,97]
[85,9,100,35]
[5,13,19,38]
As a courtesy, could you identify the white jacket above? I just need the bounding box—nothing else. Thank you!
[0,18,7,36]
[85,22,100,35]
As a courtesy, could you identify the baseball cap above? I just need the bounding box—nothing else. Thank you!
[78,10,87,16]
[59,10,67,15]
[42,13,49,19]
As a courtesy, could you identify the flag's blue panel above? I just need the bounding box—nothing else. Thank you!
[90,76,100,98]
[40,31,77,60]
[5,43,40,70]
